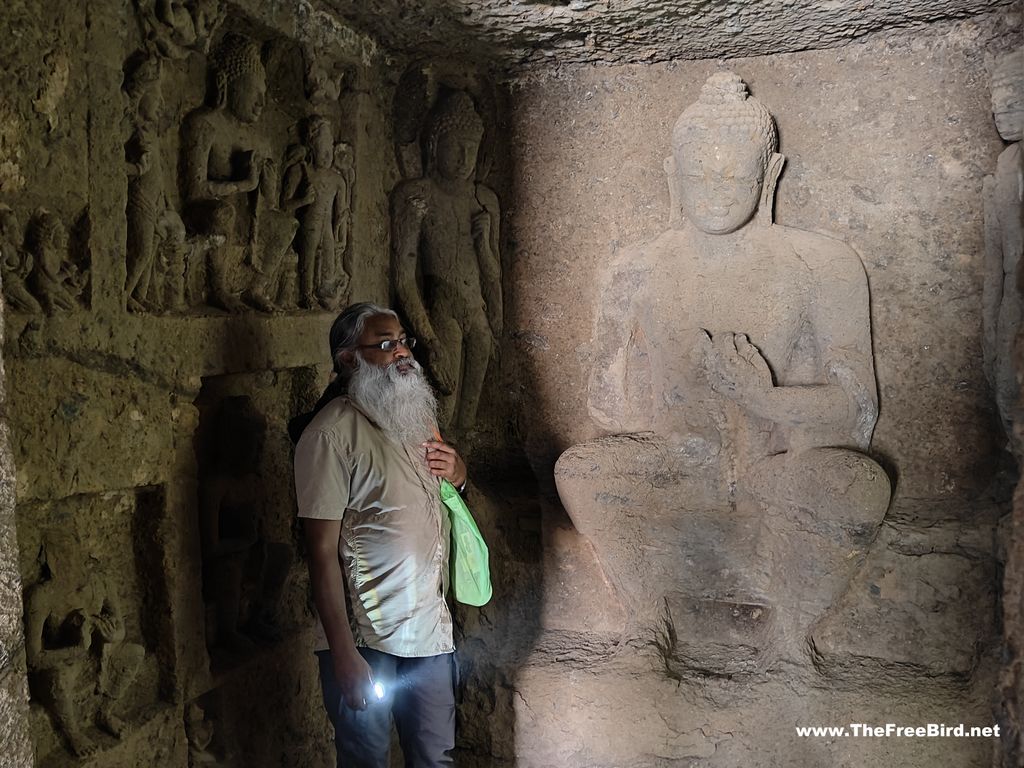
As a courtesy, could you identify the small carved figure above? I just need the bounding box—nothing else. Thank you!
[200,397,291,653]
[281,116,352,309]
[26,208,85,314]
[24,534,144,757]
[148,209,196,312]
[183,33,294,313]
[124,56,167,313]
[185,702,219,765]
[390,90,502,430]
[304,57,345,108]
[139,0,224,59]
[982,48,1024,447]
[0,204,42,313]
[557,73,890,668]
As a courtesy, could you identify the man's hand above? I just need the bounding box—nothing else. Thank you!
[333,648,375,711]
[422,441,467,488]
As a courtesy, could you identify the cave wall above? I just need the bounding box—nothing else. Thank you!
[0,0,1020,766]
[0,1,522,766]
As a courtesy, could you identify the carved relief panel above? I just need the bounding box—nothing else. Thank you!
[1,205,89,315]
[17,492,162,761]
[119,9,358,315]
[389,65,503,431]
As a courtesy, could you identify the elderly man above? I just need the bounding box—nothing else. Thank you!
[294,302,467,768]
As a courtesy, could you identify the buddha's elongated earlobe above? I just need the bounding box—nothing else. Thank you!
[758,152,785,227]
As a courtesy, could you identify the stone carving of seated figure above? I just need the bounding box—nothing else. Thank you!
[183,33,296,312]
[556,72,891,673]
[26,208,86,315]
[24,534,145,757]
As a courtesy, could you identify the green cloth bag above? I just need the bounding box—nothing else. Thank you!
[439,479,492,606]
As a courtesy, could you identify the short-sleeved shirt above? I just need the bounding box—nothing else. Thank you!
[294,397,453,657]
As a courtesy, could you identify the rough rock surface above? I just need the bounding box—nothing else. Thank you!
[320,0,1018,68]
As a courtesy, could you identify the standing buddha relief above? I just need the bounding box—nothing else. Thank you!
[390,89,502,431]
[556,73,891,672]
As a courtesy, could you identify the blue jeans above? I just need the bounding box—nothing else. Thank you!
[316,648,456,768]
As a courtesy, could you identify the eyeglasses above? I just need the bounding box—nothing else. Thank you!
[355,337,417,352]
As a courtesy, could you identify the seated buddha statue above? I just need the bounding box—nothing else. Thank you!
[556,72,891,673]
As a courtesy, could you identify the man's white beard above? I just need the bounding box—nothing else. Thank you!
[347,355,438,445]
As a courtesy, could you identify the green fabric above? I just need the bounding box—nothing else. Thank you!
[439,479,492,606]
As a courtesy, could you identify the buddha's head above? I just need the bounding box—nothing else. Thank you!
[211,34,266,124]
[671,72,781,234]
[424,91,484,182]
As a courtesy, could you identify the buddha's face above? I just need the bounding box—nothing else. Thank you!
[434,130,480,181]
[226,71,266,124]
[674,136,765,235]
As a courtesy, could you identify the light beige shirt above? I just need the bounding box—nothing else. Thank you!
[294,397,453,657]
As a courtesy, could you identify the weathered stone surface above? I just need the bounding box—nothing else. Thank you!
[320,0,1018,68]
[982,47,1024,446]
[991,42,1024,768]
[6,358,184,502]
[1001,476,1024,766]
[538,503,624,634]
[810,524,998,682]
[513,661,999,767]
[0,317,33,767]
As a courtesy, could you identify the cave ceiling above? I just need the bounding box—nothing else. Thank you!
[317,0,1017,69]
